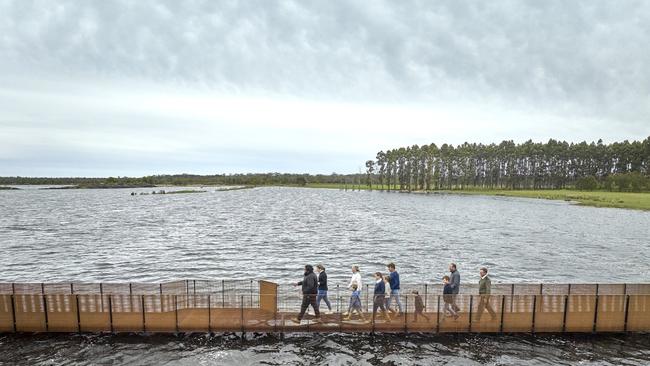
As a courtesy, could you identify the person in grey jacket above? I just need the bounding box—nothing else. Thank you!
[449,263,461,312]
[295,264,320,322]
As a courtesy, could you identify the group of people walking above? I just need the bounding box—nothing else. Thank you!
[294,262,496,323]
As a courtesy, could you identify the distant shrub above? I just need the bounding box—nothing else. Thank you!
[575,176,598,191]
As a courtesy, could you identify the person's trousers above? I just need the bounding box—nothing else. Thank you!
[298,294,320,320]
[444,302,457,316]
[372,295,387,315]
[386,289,403,312]
[451,294,460,312]
[317,289,332,311]
[476,295,496,320]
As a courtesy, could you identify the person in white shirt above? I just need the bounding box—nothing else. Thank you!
[348,265,362,292]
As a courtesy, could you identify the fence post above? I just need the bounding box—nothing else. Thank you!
[510,284,514,312]
[366,284,370,313]
[159,283,164,313]
[10,293,17,333]
[129,283,133,313]
[222,280,225,308]
[531,295,537,334]
[70,283,74,294]
[404,295,408,333]
[207,294,212,334]
[141,295,146,333]
[499,295,505,333]
[562,295,569,333]
[336,285,340,313]
[592,284,600,333]
[424,284,428,310]
[240,295,245,335]
[108,295,114,333]
[76,294,81,333]
[468,295,473,332]
[623,294,630,332]
[41,283,49,332]
[436,295,440,333]
[174,295,179,333]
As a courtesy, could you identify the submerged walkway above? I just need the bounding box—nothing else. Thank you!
[1,280,649,334]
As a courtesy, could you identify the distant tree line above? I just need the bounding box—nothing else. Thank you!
[366,137,650,192]
[0,173,359,188]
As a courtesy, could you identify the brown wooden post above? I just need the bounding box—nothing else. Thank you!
[207,294,212,334]
[70,283,74,294]
[510,284,515,312]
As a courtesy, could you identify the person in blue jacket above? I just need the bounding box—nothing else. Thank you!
[386,262,403,315]
[372,272,391,322]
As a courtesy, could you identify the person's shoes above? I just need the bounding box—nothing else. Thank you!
[343,316,351,321]
[293,318,302,323]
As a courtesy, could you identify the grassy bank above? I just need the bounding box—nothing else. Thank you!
[303,183,650,211]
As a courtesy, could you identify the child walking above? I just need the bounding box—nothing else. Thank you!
[412,290,430,322]
[344,284,366,321]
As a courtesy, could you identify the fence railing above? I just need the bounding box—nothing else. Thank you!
[1,281,649,334]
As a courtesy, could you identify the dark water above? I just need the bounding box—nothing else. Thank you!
[1,186,649,365]
[1,333,649,365]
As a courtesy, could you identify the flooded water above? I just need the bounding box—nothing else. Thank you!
[1,186,649,365]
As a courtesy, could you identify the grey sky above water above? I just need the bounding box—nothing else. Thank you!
[1,1,649,176]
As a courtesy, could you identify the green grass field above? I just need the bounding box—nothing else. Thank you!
[303,183,650,211]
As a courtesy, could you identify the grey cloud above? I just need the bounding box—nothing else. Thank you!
[1,0,650,123]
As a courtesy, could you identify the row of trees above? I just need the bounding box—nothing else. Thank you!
[365,137,650,191]
[0,173,356,187]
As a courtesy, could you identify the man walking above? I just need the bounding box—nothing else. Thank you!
[295,265,320,322]
[449,263,461,312]
[386,263,403,315]
[476,267,497,321]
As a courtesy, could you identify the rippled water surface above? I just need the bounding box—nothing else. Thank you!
[1,186,649,365]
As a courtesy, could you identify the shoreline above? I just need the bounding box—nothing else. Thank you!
[301,184,650,211]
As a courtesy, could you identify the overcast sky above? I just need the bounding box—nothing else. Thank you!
[1,0,649,176]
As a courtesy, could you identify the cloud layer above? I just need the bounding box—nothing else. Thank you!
[1,1,649,175]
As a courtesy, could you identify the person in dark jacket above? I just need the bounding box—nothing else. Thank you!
[295,264,320,322]
[386,263,403,315]
[372,272,391,322]
[442,275,459,320]
[315,264,332,313]
[449,263,461,312]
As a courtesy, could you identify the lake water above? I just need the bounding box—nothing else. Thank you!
[1,186,649,365]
